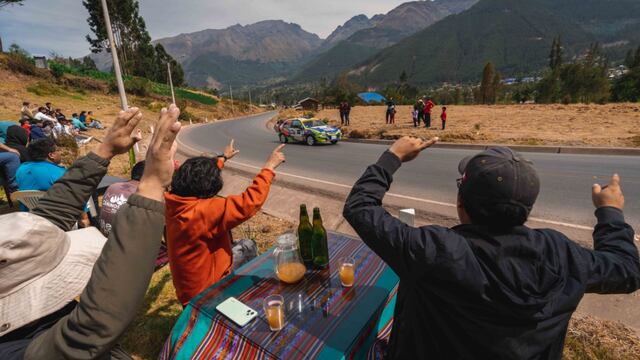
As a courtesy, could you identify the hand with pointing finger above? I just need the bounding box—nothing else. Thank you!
[264,144,286,171]
[389,136,439,163]
[592,174,625,210]
[137,104,182,202]
[224,139,240,160]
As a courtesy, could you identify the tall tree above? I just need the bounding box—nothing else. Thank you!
[480,62,496,104]
[83,0,184,85]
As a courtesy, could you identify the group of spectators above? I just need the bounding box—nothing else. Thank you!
[1,102,639,359]
[383,97,447,129]
[0,101,106,203]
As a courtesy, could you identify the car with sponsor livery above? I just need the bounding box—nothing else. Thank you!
[275,118,342,145]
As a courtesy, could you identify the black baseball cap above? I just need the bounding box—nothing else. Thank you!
[458,147,540,226]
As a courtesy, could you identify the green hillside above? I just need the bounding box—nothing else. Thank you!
[350,0,595,86]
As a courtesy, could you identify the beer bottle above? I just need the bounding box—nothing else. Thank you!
[311,207,329,268]
[297,204,314,265]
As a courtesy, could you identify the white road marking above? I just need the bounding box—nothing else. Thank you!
[227,160,595,231]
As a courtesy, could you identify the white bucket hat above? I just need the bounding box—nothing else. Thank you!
[0,212,107,336]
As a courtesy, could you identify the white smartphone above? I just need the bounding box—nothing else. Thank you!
[216,297,258,327]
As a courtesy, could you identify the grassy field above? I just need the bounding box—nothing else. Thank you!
[314,104,640,147]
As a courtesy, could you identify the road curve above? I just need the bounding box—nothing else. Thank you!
[179,111,640,230]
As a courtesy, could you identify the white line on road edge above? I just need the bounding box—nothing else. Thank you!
[227,160,595,231]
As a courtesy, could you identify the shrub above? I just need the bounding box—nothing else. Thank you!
[49,62,65,79]
[113,77,152,97]
[61,74,108,93]
[26,82,66,97]
[348,129,367,139]
[6,52,37,76]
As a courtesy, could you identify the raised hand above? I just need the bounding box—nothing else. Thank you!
[592,174,625,210]
[224,139,240,160]
[389,136,439,163]
[264,144,286,171]
[137,104,182,201]
[94,107,143,160]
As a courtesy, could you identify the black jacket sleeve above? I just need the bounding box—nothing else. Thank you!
[343,151,464,279]
[578,207,640,294]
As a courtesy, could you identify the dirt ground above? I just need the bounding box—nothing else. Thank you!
[315,104,640,147]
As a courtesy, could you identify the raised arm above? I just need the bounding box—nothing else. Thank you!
[343,137,449,278]
[25,105,181,359]
[31,109,143,231]
[581,175,640,293]
[220,144,284,231]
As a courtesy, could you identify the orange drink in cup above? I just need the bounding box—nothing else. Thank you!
[339,257,355,287]
[264,294,285,331]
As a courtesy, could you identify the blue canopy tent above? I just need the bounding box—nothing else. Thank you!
[358,92,387,104]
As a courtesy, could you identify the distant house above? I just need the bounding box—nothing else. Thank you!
[295,97,321,111]
[33,56,48,69]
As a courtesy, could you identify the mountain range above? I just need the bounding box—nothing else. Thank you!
[91,0,640,90]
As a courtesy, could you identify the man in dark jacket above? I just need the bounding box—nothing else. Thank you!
[0,104,182,359]
[343,136,640,359]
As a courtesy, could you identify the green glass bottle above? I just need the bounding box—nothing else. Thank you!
[311,207,329,268]
[297,204,314,265]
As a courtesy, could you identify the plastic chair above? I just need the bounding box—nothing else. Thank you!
[10,190,46,211]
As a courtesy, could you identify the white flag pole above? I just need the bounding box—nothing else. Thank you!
[167,62,176,104]
[100,0,127,110]
[100,0,136,166]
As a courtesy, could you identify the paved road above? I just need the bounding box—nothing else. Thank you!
[180,112,640,230]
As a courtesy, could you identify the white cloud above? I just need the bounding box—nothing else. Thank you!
[0,0,409,57]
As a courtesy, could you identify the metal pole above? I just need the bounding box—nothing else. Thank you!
[100,0,135,167]
[248,87,252,107]
[100,0,127,110]
[167,62,176,104]
[230,85,235,114]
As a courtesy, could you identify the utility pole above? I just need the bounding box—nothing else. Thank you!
[167,62,176,104]
[230,85,235,114]
[248,87,252,107]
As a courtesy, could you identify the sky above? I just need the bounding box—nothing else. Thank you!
[0,0,410,58]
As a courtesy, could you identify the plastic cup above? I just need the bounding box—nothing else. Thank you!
[264,294,285,331]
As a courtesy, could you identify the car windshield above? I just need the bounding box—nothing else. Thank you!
[303,120,328,128]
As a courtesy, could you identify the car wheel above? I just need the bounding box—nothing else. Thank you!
[306,136,316,146]
[279,134,288,144]
[331,140,338,145]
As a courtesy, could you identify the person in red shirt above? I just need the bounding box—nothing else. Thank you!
[441,106,448,130]
[424,98,436,128]
[165,140,286,306]
[19,119,31,138]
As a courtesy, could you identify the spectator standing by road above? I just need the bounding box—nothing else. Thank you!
[344,137,640,359]
[441,106,447,130]
[386,98,396,125]
[413,99,424,128]
[424,98,435,128]
[340,102,351,126]
[165,140,286,306]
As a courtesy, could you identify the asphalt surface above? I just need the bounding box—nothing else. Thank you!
[180,111,640,230]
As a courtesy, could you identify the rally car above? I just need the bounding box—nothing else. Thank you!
[275,118,342,145]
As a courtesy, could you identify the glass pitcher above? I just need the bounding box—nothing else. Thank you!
[273,233,307,284]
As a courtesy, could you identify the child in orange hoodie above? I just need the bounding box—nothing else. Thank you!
[165,140,286,306]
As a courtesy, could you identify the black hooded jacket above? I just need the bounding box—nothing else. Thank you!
[343,151,640,359]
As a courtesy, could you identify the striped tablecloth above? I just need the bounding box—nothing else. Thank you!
[160,232,399,360]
